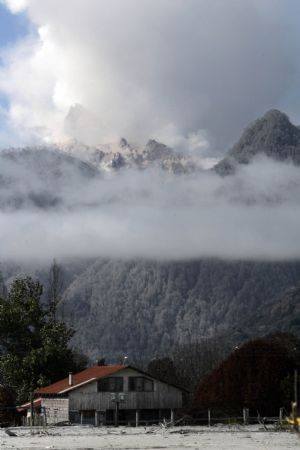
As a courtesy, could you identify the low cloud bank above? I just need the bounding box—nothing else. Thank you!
[1,156,300,262]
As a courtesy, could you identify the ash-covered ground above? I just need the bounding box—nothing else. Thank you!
[0,425,299,449]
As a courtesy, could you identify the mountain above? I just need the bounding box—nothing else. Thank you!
[61,138,199,174]
[63,104,208,172]
[242,284,300,337]
[0,138,202,210]
[56,110,300,360]
[1,109,300,363]
[60,259,300,362]
[214,109,300,174]
[0,147,99,209]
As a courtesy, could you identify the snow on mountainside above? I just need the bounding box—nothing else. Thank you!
[215,109,300,175]
[0,138,207,209]
[59,137,205,173]
[0,147,99,209]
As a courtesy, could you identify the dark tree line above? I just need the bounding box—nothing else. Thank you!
[147,333,300,416]
[147,336,230,392]
[0,263,87,406]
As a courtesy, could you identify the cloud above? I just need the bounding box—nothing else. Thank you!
[1,154,300,262]
[0,0,28,14]
[0,1,299,263]
[0,0,297,151]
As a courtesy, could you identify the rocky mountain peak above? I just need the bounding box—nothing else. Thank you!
[236,109,299,150]
[214,109,300,174]
[144,139,175,161]
[119,137,129,148]
[260,108,290,125]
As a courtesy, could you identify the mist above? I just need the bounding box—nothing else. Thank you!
[0,1,300,262]
[0,0,298,152]
[1,154,300,262]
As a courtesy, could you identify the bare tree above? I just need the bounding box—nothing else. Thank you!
[48,259,64,321]
[171,336,230,392]
[0,272,7,299]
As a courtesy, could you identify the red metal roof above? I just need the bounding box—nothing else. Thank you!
[37,365,126,395]
[18,397,42,411]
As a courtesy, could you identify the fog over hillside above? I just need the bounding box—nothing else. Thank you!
[0,111,300,262]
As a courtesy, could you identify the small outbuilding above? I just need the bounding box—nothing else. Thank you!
[25,363,187,426]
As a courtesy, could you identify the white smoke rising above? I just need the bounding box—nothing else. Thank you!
[0,0,296,151]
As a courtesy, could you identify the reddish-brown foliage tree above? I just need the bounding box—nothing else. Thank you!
[193,333,300,416]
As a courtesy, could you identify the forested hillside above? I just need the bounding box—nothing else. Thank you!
[1,109,300,363]
[61,259,300,361]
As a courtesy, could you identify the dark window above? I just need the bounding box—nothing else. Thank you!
[81,410,95,425]
[129,377,154,392]
[98,377,123,392]
[69,410,80,424]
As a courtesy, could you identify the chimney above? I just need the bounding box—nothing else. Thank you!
[69,372,73,386]
[96,358,106,366]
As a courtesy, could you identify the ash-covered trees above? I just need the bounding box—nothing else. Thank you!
[147,357,182,387]
[0,276,85,403]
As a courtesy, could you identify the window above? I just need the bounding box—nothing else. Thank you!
[129,377,154,392]
[98,377,123,392]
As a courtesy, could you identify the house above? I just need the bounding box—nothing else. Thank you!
[24,363,187,426]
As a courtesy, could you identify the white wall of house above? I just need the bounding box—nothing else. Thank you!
[41,398,69,424]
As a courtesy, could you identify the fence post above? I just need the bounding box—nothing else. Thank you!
[170,409,174,425]
[279,407,284,424]
[208,409,211,427]
[243,408,249,425]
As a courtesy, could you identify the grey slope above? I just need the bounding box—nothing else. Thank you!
[61,258,300,362]
[214,109,300,175]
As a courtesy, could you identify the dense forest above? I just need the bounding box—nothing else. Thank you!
[60,258,300,362]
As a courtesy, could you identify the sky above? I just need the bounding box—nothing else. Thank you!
[0,0,300,154]
[0,2,29,48]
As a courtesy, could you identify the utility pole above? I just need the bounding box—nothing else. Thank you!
[111,393,125,427]
[294,369,298,407]
[30,391,34,428]
[115,400,119,427]
[292,369,298,430]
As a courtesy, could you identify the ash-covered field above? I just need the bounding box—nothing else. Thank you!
[0,425,299,449]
